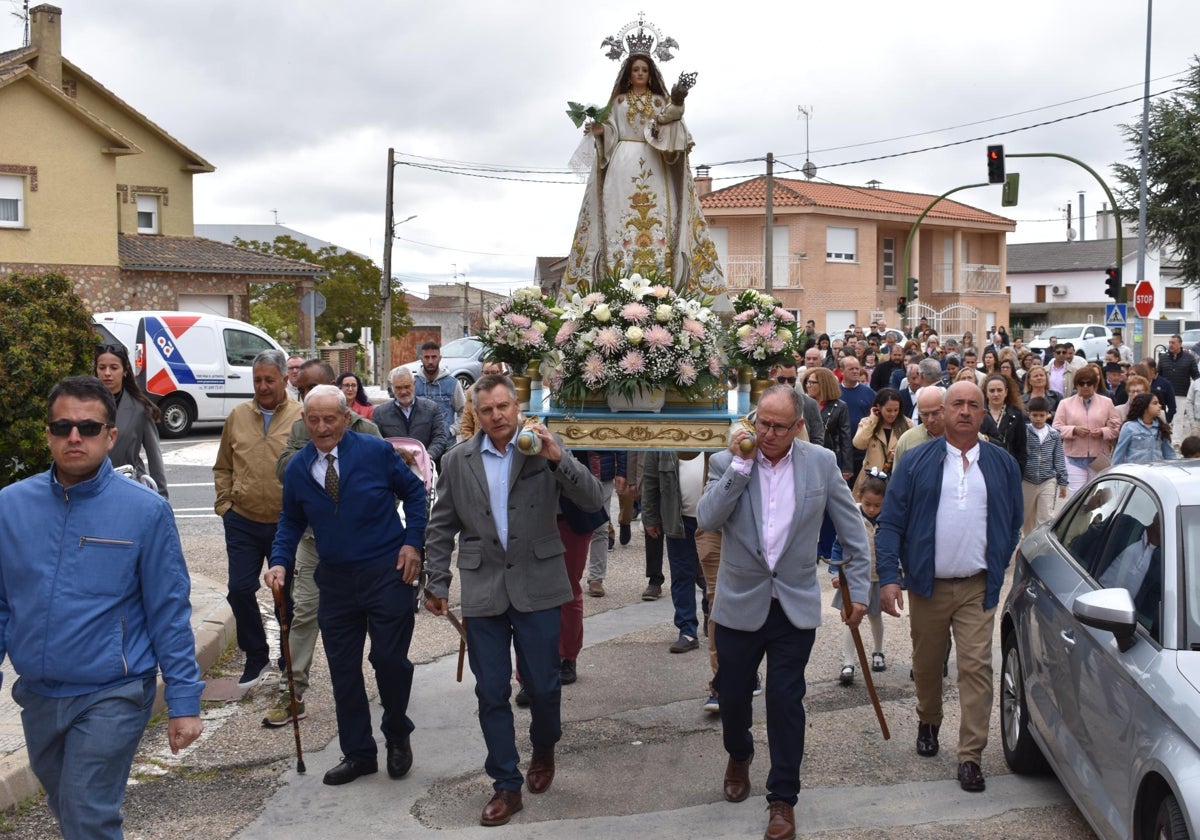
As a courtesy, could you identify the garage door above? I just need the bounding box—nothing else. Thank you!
[177,294,229,316]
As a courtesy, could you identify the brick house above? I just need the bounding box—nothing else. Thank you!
[0,5,321,324]
[697,173,1016,338]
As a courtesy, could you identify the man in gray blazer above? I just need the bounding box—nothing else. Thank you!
[424,374,603,827]
[374,367,450,461]
[698,384,871,840]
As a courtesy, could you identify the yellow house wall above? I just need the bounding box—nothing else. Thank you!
[67,72,197,235]
[0,82,118,265]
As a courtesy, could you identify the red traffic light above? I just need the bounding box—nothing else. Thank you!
[987,145,1005,184]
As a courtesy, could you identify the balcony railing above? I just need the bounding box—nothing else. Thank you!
[932,263,1003,294]
[723,257,805,289]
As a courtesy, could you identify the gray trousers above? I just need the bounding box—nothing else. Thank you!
[286,533,321,699]
[586,480,614,583]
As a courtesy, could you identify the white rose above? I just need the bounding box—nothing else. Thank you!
[593,304,611,322]
[736,325,752,339]
[626,326,644,344]
[655,304,674,322]
[533,320,548,334]
[776,328,793,342]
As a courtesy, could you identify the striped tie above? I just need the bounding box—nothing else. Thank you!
[324,453,339,502]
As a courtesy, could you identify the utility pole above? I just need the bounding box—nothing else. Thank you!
[764,152,774,293]
[463,280,470,337]
[379,147,395,385]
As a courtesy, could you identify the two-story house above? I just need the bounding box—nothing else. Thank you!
[697,173,1016,338]
[0,5,320,323]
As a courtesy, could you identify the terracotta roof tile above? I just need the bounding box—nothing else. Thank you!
[118,234,323,276]
[701,176,1013,226]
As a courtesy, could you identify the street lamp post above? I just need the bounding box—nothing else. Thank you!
[377,146,416,383]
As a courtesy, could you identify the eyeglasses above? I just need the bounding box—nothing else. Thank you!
[755,418,797,436]
[1055,350,1068,355]
[918,408,945,419]
[95,343,126,356]
[287,365,303,372]
[775,376,797,385]
[1076,381,1096,388]
[48,420,111,437]
[804,378,820,387]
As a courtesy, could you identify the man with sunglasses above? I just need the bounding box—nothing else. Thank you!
[699,385,870,840]
[770,360,824,446]
[1046,342,1076,397]
[0,376,202,838]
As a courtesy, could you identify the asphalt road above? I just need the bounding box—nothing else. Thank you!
[0,430,1100,839]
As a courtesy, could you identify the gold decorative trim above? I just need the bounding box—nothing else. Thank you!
[546,417,731,451]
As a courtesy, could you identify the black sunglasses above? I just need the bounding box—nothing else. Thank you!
[48,420,112,437]
[95,343,128,356]
[775,376,797,384]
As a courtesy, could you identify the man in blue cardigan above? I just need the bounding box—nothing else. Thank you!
[266,385,427,787]
[876,381,1022,794]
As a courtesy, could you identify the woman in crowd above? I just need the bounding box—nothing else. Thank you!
[998,357,1021,384]
[94,342,168,497]
[803,367,853,481]
[337,372,375,420]
[1022,363,1063,420]
[852,387,910,495]
[861,348,879,387]
[1053,365,1121,494]
[1112,392,1178,465]
[979,346,1000,377]
[981,373,1028,473]
[1117,374,1151,422]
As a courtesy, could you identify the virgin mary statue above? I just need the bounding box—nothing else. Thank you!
[562,16,725,301]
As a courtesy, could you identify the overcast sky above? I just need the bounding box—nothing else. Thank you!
[7,1,1197,295]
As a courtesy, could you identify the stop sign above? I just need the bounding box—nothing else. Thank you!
[1134,281,1155,318]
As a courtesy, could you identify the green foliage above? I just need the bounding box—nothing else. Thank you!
[1113,58,1200,286]
[236,235,410,345]
[0,273,96,487]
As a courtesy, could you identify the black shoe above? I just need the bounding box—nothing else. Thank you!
[619,523,631,545]
[515,686,531,707]
[323,756,378,786]
[957,760,986,792]
[560,658,577,686]
[386,735,413,779]
[917,722,940,757]
[237,658,269,689]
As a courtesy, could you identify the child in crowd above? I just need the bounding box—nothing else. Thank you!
[1112,393,1178,466]
[1022,396,1069,535]
[1182,435,1200,458]
[830,470,887,686]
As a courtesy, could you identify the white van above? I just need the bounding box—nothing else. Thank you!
[92,311,284,438]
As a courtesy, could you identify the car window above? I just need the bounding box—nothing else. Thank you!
[1183,506,1200,649]
[1086,326,1103,339]
[1092,487,1163,641]
[1056,478,1130,567]
[224,328,273,367]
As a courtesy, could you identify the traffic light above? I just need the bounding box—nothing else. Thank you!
[1105,268,1121,300]
[896,296,907,314]
[906,276,920,301]
[987,145,1005,184]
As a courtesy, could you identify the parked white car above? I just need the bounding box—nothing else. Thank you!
[1026,323,1112,360]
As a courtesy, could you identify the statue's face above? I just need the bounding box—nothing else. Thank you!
[630,59,650,89]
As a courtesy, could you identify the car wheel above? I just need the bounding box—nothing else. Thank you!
[1152,793,1188,840]
[456,373,474,391]
[157,395,194,439]
[1000,633,1049,773]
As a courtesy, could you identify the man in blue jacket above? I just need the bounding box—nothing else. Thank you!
[0,376,203,839]
[876,381,1022,794]
[265,385,427,787]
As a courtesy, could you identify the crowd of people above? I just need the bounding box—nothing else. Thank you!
[7,318,1200,840]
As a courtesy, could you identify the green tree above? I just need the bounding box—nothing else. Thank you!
[237,235,410,344]
[1113,58,1200,286]
[0,272,97,487]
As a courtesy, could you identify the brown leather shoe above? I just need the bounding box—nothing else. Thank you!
[526,748,555,794]
[723,755,753,802]
[480,790,523,826]
[764,800,796,840]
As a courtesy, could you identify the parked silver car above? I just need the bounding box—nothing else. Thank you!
[403,336,485,390]
[1001,461,1200,839]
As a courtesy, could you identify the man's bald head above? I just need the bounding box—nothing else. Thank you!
[916,386,946,437]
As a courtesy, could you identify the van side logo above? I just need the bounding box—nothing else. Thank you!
[144,317,198,385]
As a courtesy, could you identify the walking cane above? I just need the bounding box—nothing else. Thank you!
[835,564,890,740]
[269,579,307,773]
[446,610,468,683]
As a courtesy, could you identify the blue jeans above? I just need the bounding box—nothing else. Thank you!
[466,606,561,791]
[222,509,280,663]
[14,676,156,839]
[665,515,700,638]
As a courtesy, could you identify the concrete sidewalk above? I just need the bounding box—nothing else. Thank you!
[0,572,234,810]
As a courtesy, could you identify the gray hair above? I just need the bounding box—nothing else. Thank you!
[918,358,943,384]
[759,383,804,422]
[388,365,414,385]
[472,373,517,408]
[253,349,287,376]
[303,383,348,413]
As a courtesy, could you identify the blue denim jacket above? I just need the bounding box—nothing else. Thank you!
[1111,418,1178,465]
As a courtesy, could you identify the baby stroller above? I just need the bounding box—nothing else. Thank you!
[385,437,437,524]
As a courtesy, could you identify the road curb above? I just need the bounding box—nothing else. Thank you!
[0,572,235,812]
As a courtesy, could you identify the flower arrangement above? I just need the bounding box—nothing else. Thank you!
[478,287,557,369]
[542,271,725,403]
[725,290,797,377]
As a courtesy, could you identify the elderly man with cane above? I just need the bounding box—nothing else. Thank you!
[265,384,427,787]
